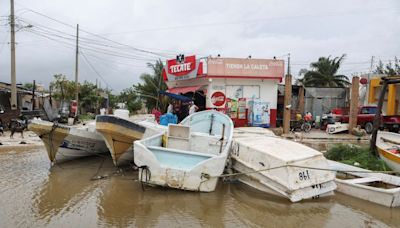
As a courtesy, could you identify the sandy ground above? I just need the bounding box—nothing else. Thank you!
[0,127,370,153]
[0,130,44,151]
[283,128,370,141]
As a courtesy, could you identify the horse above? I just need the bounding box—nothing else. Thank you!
[9,119,27,138]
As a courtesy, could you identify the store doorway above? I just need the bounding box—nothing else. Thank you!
[183,90,206,111]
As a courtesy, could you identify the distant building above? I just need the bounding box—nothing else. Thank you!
[362,74,399,115]
[0,81,48,111]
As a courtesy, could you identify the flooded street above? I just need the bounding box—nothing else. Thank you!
[1,147,399,228]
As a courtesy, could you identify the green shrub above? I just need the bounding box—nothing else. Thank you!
[324,144,391,171]
[79,113,95,121]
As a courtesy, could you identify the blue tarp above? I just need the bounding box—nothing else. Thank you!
[159,113,178,126]
[159,91,193,102]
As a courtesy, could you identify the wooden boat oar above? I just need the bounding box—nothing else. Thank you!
[381,137,400,145]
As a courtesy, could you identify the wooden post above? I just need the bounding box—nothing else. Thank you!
[370,81,388,156]
[298,86,305,114]
[31,80,35,110]
[283,74,292,134]
[349,76,360,133]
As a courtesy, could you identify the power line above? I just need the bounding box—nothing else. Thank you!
[13,4,171,58]
[15,16,172,62]
[26,28,162,62]
[80,51,112,90]
[0,33,9,54]
[99,7,400,35]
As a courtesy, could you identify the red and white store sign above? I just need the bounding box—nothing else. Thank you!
[211,91,226,107]
[163,55,203,82]
[167,55,196,76]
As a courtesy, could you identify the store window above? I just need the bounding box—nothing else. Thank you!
[226,85,260,99]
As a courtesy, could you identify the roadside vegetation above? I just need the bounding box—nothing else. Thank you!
[324,144,391,171]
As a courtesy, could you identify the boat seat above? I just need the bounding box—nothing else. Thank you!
[166,124,191,150]
[344,177,381,184]
[147,146,216,158]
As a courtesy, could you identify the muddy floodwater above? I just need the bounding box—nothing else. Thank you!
[0,147,399,228]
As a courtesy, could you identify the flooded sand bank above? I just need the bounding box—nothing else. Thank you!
[0,147,399,227]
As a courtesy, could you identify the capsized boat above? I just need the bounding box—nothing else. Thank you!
[134,110,233,192]
[230,127,337,202]
[29,119,109,163]
[376,131,400,172]
[328,160,400,207]
[95,115,165,166]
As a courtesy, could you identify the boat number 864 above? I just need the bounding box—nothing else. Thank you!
[298,170,311,181]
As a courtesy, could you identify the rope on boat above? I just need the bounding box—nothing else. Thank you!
[90,157,106,181]
[139,165,151,191]
[213,164,400,179]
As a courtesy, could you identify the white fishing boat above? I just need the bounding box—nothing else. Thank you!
[95,115,166,166]
[326,122,349,134]
[376,131,400,172]
[230,127,337,202]
[134,110,233,192]
[29,119,109,163]
[328,160,400,207]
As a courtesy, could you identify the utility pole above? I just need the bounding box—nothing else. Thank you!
[365,56,374,106]
[74,24,79,114]
[31,80,36,110]
[287,53,291,76]
[10,0,17,110]
[369,56,375,73]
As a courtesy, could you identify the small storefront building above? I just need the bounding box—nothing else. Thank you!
[162,55,284,127]
[367,75,400,115]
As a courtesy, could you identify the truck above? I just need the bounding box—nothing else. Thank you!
[335,106,400,133]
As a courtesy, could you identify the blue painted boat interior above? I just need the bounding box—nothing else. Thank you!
[151,148,211,171]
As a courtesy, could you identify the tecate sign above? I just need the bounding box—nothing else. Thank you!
[167,55,196,76]
[211,91,226,107]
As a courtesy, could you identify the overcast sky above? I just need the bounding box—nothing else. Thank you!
[0,0,399,93]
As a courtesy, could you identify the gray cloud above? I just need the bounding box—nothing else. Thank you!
[0,0,399,92]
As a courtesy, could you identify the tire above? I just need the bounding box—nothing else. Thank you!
[302,122,312,133]
[364,122,373,134]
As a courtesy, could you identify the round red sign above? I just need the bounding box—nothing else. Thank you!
[211,91,226,107]
[359,78,368,85]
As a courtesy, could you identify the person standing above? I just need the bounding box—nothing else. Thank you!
[189,102,198,115]
[167,101,173,113]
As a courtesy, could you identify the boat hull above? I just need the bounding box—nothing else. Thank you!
[230,129,337,202]
[95,115,163,166]
[376,131,400,173]
[134,111,234,192]
[231,159,336,202]
[329,160,400,207]
[29,120,108,163]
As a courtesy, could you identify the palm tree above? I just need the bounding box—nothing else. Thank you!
[300,54,350,87]
[133,60,168,112]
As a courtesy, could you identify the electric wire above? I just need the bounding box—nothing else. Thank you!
[80,50,113,90]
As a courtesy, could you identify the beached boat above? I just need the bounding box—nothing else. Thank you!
[29,119,109,163]
[230,128,337,202]
[326,122,349,134]
[95,115,165,166]
[376,131,400,172]
[134,110,233,192]
[328,160,400,207]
